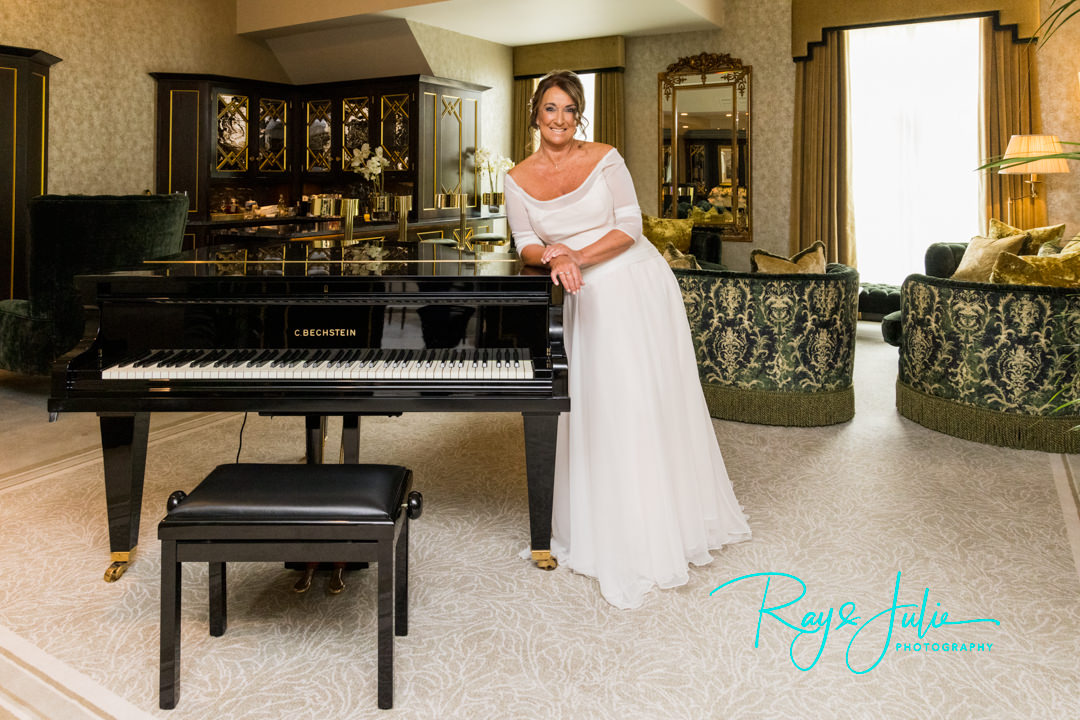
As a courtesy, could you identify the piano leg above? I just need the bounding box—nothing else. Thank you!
[341,415,360,463]
[522,412,558,571]
[304,415,328,464]
[99,412,150,582]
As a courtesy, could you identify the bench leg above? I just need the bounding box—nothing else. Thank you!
[209,562,227,637]
[160,541,180,709]
[377,540,394,709]
[395,517,408,637]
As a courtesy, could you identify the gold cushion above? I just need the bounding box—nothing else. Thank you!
[641,214,693,253]
[989,251,1080,287]
[661,242,701,270]
[988,218,1066,255]
[750,241,826,274]
[950,234,1027,282]
[689,205,732,225]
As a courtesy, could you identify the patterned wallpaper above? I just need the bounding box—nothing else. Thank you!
[0,0,290,195]
[625,0,794,269]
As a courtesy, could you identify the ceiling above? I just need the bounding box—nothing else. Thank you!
[237,0,726,47]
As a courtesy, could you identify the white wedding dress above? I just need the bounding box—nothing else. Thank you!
[504,148,751,609]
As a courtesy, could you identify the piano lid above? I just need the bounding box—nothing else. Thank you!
[125,237,527,280]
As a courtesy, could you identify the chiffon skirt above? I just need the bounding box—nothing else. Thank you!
[548,251,751,609]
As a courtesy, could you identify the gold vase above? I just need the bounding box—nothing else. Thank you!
[369,193,393,222]
[482,192,504,209]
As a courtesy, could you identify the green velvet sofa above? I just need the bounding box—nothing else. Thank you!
[891,265,1080,452]
[0,194,188,375]
[673,263,859,426]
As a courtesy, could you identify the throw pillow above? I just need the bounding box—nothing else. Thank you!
[750,241,826,274]
[689,205,733,225]
[661,242,701,270]
[641,214,693,253]
[988,218,1067,255]
[989,251,1080,287]
[950,234,1027,282]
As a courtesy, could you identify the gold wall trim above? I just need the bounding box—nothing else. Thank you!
[424,91,437,211]
[791,0,1038,59]
[514,35,625,77]
[440,95,463,197]
[3,66,16,299]
[34,72,45,195]
[468,97,478,207]
[169,90,200,212]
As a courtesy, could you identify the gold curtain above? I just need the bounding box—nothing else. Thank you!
[790,30,855,265]
[981,17,1042,229]
[512,77,536,163]
[593,70,624,156]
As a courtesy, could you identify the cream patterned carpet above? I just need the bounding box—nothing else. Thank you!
[1,325,1080,719]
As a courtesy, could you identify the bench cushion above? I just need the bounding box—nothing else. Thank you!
[161,463,410,526]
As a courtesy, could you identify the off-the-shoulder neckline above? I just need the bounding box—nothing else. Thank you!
[504,147,619,204]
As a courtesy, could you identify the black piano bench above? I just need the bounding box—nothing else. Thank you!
[157,463,423,711]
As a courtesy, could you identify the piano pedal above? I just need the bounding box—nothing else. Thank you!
[327,563,347,594]
[293,563,318,593]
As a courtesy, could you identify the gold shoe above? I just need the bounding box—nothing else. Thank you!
[327,564,346,594]
[293,563,317,593]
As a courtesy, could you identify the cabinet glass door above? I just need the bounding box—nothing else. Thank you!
[215,93,249,173]
[342,96,370,171]
[381,93,410,170]
[306,99,332,173]
[258,98,287,172]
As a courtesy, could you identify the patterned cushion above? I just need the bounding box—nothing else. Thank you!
[988,218,1066,255]
[661,243,700,270]
[950,234,1026,282]
[750,241,826,274]
[641,214,692,253]
[989,251,1080,287]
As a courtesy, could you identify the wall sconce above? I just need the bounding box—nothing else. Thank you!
[998,134,1070,226]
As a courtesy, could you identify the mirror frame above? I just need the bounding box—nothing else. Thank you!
[658,52,752,242]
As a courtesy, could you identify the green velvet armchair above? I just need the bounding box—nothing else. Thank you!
[0,194,188,375]
[673,263,860,426]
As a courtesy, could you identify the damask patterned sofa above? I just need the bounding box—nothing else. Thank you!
[673,263,859,426]
[893,271,1080,452]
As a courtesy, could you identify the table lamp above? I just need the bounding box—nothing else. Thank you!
[998,134,1070,226]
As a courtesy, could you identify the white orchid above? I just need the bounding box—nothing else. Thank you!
[475,147,514,194]
[351,144,391,195]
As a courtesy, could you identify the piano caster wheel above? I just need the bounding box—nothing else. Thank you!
[104,561,129,582]
[531,550,557,571]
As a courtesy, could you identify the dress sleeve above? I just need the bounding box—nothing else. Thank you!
[503,177,544,253]
[601,150,643,242]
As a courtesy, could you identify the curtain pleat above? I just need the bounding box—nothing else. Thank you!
[512,78,536,163]
[981,18,1042,230]
[790,31,855,265]
[593,70,625,156]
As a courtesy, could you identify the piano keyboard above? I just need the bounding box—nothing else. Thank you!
[103,348,535,381]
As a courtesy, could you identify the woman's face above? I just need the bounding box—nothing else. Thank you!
[536,86,578,149]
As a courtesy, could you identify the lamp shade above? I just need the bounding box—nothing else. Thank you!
[999,134,1071,174]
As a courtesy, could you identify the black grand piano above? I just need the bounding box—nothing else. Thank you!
[48,237,568,580]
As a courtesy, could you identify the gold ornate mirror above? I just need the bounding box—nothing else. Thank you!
[658,53,751,242]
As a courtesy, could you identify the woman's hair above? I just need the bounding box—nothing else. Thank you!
[528,70,588,137]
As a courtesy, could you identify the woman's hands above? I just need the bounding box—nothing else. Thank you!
[542,244,585,294]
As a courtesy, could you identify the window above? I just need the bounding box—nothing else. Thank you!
[847,19,981,284]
